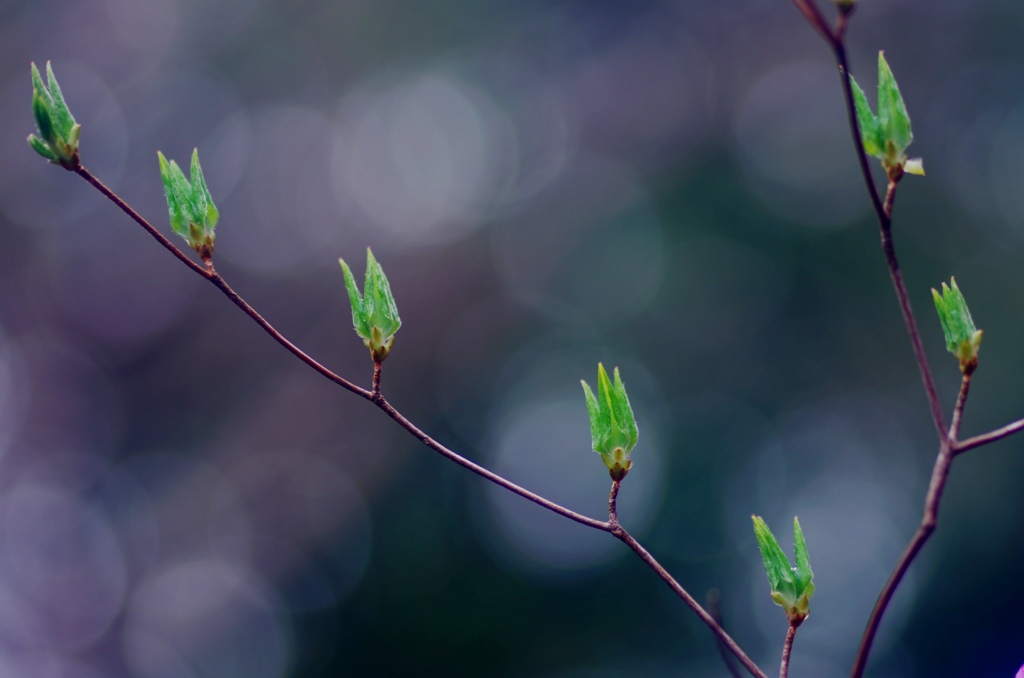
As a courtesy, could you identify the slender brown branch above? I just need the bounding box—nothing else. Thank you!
[949,372,971,440]
[606,479,764,676]
[609,523,767,678]
[956,416,1024,455]
[850,374,971,678]
[207,268,371,398]
[790,0,836,47]
[75,164,767,678]
[607,479,621,525]
[78,165,373,398]
[792,7,964,668]
[75,166,210,278]
[374,396,609,530]
[833,4,852,44]
[780,623,797,678]
[876,213,947,444]
[372,362,382,399]
[78,163,598,521]
[829,29,949,443]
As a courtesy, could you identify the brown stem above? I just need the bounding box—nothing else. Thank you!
[374,397,608,530]
[76,164,767,678]
[831,38,948,443]
[608,479,621,526]
[949,372,971,439]
[780,623,798,678]
[206,267,371,397]
[833,4,853,44]
[791,7,974,672]
[849,374,971,678]
[955,416,1024,455]
[610,523,767,678]
[790,0,837,47]
[372,362,382,399]
[75,166,210,278]
[877,214,946,444]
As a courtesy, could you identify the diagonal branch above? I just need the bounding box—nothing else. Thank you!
[849,373,971,678]
[73,164,767,678]
[832,47,947,444]
[608,482,766,678]
[955,417,1024,455]
[794,0,946,443]
[790,2,969,675]
[790,0,836,47]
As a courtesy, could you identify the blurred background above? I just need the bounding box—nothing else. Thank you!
[2,0,1024,676]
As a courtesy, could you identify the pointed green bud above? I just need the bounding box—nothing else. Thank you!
[752,516,815,626]
[339,248,402,363]
[27,61,80,169]
[849,53,920,181]
[877,53,912,154]
[851,76,884,159]
[931,277,982,374]
[581,363,639,481]
[157,148,218,260]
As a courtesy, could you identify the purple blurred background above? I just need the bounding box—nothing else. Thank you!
[2,0,1024,676]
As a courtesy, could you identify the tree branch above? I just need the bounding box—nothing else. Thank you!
[830,21,948,443]
[955,416,1024,455]
[610,522,767,678]
[74,164,766,678]
[780,623,797,678]
[790,3,969,674]
[849,373,971,678]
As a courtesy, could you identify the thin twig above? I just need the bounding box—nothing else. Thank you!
[780,623,797,678]
[608,479,621,525]
[606,480,765,676]
[78,165,372,398]
[830,24,948,443]
[75,165,767,677]
[375,397,609,530]
[75,166,210,278]
[849,374,971,678]
[207,268,371,398]
[956,417,1024,455]
[949,372,971,439]
[790,4,969,674]
[372,362,382,399]
[790,0,836,47]
[610,523,768,678]
[876,211,946,443]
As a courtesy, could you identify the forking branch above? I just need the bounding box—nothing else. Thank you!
[790,1,1024,675]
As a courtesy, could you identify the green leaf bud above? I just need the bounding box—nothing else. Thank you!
[849,53,921,181]
[26,61,80,169]
[752,516,815,626]
[157,148,218,260]
[932,277,982,374]
[581,363,639,481]
[851,76,884,158]
[339,248,402,363]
